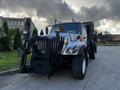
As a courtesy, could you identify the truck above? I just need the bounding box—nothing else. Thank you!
[19,19,97,80]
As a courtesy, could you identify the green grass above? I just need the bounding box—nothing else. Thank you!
[0,50,20,72]
[0,50,32,72]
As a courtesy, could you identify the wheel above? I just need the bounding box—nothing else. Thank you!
[72,52,87,80]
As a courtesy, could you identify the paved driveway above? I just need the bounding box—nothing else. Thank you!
[0,46,120,90]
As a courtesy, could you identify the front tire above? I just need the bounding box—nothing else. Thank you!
[72,52,87,80]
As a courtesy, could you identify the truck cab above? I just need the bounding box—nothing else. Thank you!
[49,22,87,55]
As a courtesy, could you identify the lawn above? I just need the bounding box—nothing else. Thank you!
[0,50,20,72]
[0,50,32,72]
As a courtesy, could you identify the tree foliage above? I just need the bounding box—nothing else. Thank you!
[0,21,11,50]
[32,28,38,36]
[13,29,21,49]
[0,27,6,38]
[40,29,44,35]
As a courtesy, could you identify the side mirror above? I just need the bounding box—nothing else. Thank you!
[83,36,87,39]
[77,35,87,41]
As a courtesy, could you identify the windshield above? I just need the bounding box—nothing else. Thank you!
[51,23,82,34]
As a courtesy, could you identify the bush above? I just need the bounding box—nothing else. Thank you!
[1,37,10,50]
[0,41,3,50]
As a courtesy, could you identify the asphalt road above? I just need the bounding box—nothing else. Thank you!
[0,46,120,90]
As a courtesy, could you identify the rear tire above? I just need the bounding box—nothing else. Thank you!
[89,49,95,60]
[72,52,87,80]
[90,50,95,60]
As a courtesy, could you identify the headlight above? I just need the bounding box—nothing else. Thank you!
[64,38,68,44]
[66,46,80,54]
[73,46,79,53]
[66,48,73,54]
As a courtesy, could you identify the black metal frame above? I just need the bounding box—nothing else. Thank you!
[20,36,64,78]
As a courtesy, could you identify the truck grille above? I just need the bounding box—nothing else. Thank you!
[32,36,64,54]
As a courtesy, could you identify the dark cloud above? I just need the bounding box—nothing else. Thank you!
[108,0,120,16]
[79,0,120,22]
[1,0,77,24]
[1,0,120,25]
[36,0,77,24]
[79,6,110,21]
[1,0,40,13]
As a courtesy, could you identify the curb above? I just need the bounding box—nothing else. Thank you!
[0,69,19,77]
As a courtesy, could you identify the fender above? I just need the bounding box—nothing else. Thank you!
[78,45,88,66]
[78,45,87,55]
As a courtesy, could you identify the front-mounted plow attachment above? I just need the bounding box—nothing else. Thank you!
[19,36,64,78]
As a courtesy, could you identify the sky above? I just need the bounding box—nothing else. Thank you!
[0,0,120,34]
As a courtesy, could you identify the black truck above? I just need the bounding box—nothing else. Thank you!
[19,19,97,80]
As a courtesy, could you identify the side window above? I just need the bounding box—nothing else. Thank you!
[82,25,87,35]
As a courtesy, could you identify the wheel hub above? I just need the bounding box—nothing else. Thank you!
[82,59,86,74]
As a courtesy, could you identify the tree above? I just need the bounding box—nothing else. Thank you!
[1,21,10,50]
[0,27,6,38]
[13,29,21,49]
[32,28,38,36]
[0,27,5,50]
[9,29,17,49]
[103,31,112,43]
[98,32,104,43]
[104,31,111,35]
[40,29,44,35]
